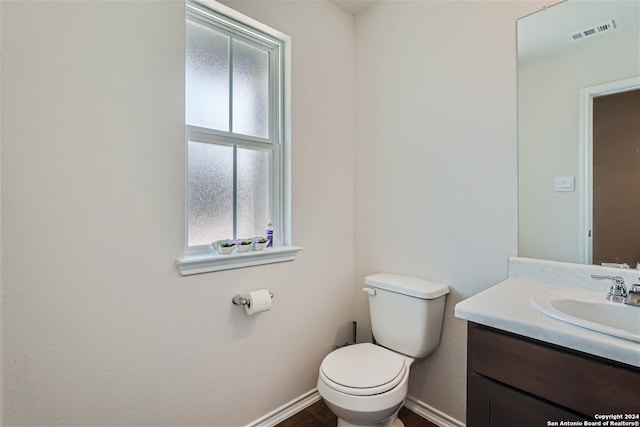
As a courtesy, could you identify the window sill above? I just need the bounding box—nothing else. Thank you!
[176,246,303,276]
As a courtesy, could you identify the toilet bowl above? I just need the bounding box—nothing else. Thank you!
[317,343,414,427]
[317,273,450,427]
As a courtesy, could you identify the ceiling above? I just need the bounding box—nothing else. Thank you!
[330,0,377,16]
[518,0,639,64]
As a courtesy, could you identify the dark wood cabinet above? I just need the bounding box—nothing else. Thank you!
[466,322,640,426]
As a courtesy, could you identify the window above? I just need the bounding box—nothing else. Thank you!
[177,2,299,275]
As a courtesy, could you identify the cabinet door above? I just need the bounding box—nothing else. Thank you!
[467,323,640,415]
[467,374,584,427]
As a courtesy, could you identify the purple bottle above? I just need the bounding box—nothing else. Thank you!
[266,222,274,247]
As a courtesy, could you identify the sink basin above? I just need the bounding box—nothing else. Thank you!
[531,292,640,343]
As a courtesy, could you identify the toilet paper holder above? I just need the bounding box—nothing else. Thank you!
[232,291,273,306]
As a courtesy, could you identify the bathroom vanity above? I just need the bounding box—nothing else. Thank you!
[456,257,640,426]
[467,323,639,425]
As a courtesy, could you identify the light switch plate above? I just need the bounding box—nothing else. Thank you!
[554,176,575,192]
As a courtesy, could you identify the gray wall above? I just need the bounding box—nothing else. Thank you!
[354,0,545,421]
[2,1,355,425]
[2,0,547,425]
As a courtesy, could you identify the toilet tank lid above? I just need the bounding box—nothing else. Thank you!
[365,273,450,299]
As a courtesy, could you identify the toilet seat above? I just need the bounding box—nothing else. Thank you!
[319,343,407,396]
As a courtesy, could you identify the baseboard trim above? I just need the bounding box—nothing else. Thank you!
[404,395,465,427]
[245,389,321,427]
[245,390,465,427]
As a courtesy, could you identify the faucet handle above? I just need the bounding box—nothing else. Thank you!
[591,275,628,302]
[591,274,625,286]
[627,279,640,307]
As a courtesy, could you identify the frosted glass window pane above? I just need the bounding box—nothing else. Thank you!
[188,141,233,246]
[237,148,271,238]
[186,20,229,131]
[232,39,269,138]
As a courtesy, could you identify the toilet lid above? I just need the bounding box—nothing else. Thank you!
[320,343,406,395]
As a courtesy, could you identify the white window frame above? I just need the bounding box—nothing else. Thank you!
[177,0,300,275]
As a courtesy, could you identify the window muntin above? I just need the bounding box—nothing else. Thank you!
[185,3,284,250]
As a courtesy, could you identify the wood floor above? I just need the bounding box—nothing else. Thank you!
[275,399,438,427]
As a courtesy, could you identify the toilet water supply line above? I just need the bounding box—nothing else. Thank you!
[335,321,358,349]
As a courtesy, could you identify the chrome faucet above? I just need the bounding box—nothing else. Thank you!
[591,275,628,304]
[591,274,640,307]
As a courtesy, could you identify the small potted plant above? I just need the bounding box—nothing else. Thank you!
[237,239,254,252]
[253,236,269,251]
[213,240,236,255]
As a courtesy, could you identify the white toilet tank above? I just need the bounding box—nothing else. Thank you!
[364,273,449,358]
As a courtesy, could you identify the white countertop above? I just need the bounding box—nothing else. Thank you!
[455,258,640,368]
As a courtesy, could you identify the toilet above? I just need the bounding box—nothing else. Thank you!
[317,273,449,427]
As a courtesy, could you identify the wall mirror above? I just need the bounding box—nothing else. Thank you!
[517,0,640,267]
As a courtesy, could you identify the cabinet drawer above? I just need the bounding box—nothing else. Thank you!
[468,323,640,416]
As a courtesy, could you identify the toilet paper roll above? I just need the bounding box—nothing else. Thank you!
[244,289,272,315]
